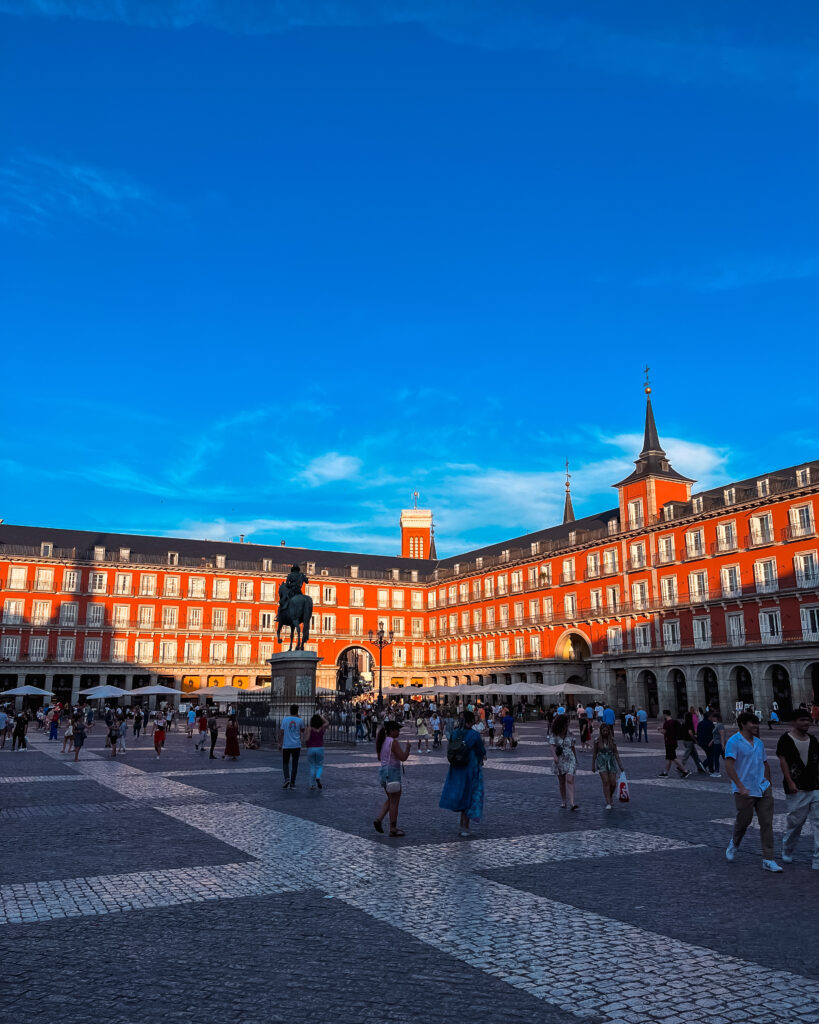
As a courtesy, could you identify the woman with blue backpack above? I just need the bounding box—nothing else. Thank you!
[439,709,486,837]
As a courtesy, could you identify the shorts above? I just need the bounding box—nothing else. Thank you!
[378,765,401,791]
[664,742,678,760]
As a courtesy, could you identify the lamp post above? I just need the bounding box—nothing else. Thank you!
[368,620,394,712]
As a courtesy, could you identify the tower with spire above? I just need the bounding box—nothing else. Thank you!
[563,459,575,525]
[614,373,695,528]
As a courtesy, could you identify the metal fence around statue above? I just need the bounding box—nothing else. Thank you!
[237,696,361,747]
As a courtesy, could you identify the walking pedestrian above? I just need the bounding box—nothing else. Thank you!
[72,717,86,761]
[108,718,120,757]
[415,713,431,753]
[118,716,128,753]
[636,706,649,742]
[439,709,486,837]
[591,723,624,809]
[0,706,8,749]
[186,707,196,738]
[658,710,690,778]
[194,710,209,751]
[11,712,28,751]
[498,707,516,750]
[373,720,410,836]
[208,715,219,759]
[61,717,74,754]
[153,713,166,759]
[551,713,578,810]
[222,716,240,761]
[305,713,328,789]
[724,711,782,872]
[279,704,304,789]
[483,708,494,749]
[777,708,819,870]
[431,711,443,748]
[48,709,60,742]
[133,708,143,739]
[708,711,726,776]
[680,706,707,773]
[624,711,636,743]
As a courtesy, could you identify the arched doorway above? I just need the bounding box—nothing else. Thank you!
[336,646,375,694]
[637,670,658,717]
[765,664,792,714]
[614,670,627,711]
[730,666,754,709]
[810,664,819,704]
[699,667,720,711]
[554,631,592,661]
[669,669,687,718]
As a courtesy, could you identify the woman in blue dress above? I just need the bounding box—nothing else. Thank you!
[439,709,486,837]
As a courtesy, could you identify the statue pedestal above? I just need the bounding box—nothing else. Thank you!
[267,652,321,704]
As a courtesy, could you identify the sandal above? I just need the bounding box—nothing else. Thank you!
[389,829,406,837]
[373,819,384,834]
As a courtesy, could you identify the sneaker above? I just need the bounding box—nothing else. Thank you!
[762,859,784,873]
[605,804,612,810]
[458,830,470,837]
[282,781,290,789]
[680,770,692,779]
[658,771,669,777]
[781,844,794,864]
[725,840,737,861]
[709,772,721,778]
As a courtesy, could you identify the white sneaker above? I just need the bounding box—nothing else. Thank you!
[709,772,721,778]
[725,841,737,861]
[781,841,794,863]
[762,859,784,873]
[605,804,612,810]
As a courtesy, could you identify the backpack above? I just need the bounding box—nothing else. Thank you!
[446,730,472,768]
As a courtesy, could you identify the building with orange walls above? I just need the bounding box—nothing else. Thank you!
[1,390,818,715]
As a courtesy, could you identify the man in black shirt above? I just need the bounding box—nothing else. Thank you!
[776,709,819,870]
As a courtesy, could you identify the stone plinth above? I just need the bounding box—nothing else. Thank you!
[267,652,321,703]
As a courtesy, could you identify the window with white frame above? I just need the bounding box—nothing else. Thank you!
[693,616,711,649]
[7,566,27,590]
[721,564,741,598]
[215,555,226,569]
[511,570,523,593]
[211,608,227,630]
[724,487,735,505]
[111,639,128,662]
[214,578,230,600]
[184,640,202,663]
[140,574,157,596]
[411,591,423,609]
[486,640,495,660]
[391,589,404,609]
[606,626,623,652]
[606,586,619,610]
[321,614,336,634]
[685,529,705,558]
[412,617,424,636]
[34,568,53,591]
[162,606,178,629]
[486,607,496,626]
[449,613,457,632]
[393,647,406,666]
[689,571,708,602]
[790,504,814,538]
[542,597,553,620]
[513,601,524,624]
[540,564,552,585]
[349,586,364,607]
[28,636,47,661]
[484,577,494,597]
[663,620,680,651]
[392,617,405,636]
[628,499,643,529]
[796,467,811,487]
[1,636,20,660]
[795,551,819,587]
[800,606,819,641]
[630,542,646,569]
[757,478,770,497]
[93,545,105,561]
[470,641,480,660]
[88,622,114,662]
[717,520,737,552]
[526,567,537,588]
[586,552,600,578]
[497,575,508,595]
[603,549,618,574]
[113,605,129,627]
[210,641,227,664]
[660,576,678,607]
[259,611,274,630]
[459,583,468,602]
[236,609,251,631]
[459,643,469,662]
[235,642,251,664]
[753,559,778,594]
[727,612,745,646]
[167,551,179,566]
[500,638,510,659]
[32,601,51,625]
[514,637,525,656]
[631,581,648,610]
[607,518,618,534]
[57,637,75,661]
[590,588,602,612]
[499,605,509,625]
[692,496,703,514]
[377,589,389,609]
[89,572,107,594]
[86,604,105,627]
[40,542,53,558]
[428,648,437,664]
[447,586,456,605]
[258,641,273,662]
[237,580,253,600]
[306,584,320,602]
[321,585,335,605]
[350,615,363,636]
[528,598,539,619]
[750,512,773,545]
[260,581,276,602]
[657,536,674,564]
[114,573,132,595]
[187,607,202,628]
[138,606,155,628]
[59,602,78,626]
[412,648,424,666]
[634,623,651,652]
[62,570,79,593]
[188,577,206,598]
[561,559,575,583]
[530,635,541,656]
[159,640,176,663]
[759,609,781,643]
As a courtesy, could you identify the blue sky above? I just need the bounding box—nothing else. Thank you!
[2,1,818,556]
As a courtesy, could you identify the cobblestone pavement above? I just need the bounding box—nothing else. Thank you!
[2,722,816,1024]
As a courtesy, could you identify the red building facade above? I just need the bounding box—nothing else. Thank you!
[1,392,818,715]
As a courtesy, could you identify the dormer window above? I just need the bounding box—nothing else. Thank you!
[93,545,105,561]
[262,558,273,571]
[692,497,703,514]
[796,467,811,487]
[607,519,618,535]
[568,531,577,545]
[501,549,510,562]
[724,488,735,505]
[120,547,130,561]
[453,564,460,574]
[167,551,178,566]
[757,478,770,498]
[215,554,226,569]
[40,542,53,558]
[530,541,540,555]
[475,557,483,568]
[306,562,316,575]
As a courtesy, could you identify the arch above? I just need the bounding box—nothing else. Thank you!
[553,629,592,661]
[805,663,819,704]
[729,665,754,707]
[696,666,720,710]
[665,668,687,717]
[637,669,659,717]
[335,645,375,694]
[763,663,792,713]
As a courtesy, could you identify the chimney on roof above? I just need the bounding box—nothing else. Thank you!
[239,534,245,544]
[280,540,286,546]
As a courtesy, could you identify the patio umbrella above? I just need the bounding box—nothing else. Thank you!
[185,685,260,699]
[128,684,184,696]
[79,685,130,699]
[540,683,606,696]
[1,685,56,697]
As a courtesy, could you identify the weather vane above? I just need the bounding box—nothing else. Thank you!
[565,458,571,492]
[644,364,651,394]
[412,490,419,509]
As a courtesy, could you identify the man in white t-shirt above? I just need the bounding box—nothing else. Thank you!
[279,704,305,790]
[724,710,782,872]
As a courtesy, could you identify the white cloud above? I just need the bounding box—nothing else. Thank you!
[299,452,362,487]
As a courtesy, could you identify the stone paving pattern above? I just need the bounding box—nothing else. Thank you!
[0,721,816,1024]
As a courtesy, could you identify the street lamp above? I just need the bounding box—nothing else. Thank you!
[368,620,394,711]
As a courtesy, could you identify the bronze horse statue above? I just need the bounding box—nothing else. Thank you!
[276,586,313,651]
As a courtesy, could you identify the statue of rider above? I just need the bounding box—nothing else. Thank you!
[277,564,309,625]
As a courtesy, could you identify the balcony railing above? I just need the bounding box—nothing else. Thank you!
[784,523,815,542]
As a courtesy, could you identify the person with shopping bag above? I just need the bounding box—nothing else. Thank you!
[591,723,625,810]
[616,770,630,802]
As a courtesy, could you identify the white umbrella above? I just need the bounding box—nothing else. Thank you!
[1,685,55,697]
[185,685,262,699]
[540,683,606,696]
[79,685,130,699]
[128,684,184,696]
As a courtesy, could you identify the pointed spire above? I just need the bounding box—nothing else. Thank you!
[614,370,695,489]
[641,367,666,457]
[563,458,575,524]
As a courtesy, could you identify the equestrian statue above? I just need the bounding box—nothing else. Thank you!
[276,564,313,650]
